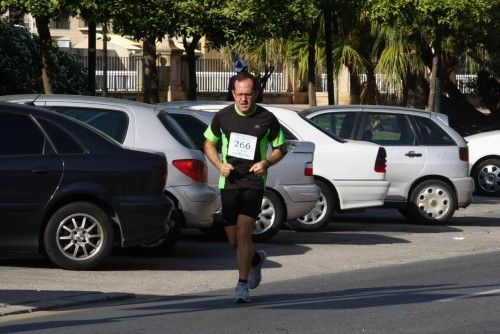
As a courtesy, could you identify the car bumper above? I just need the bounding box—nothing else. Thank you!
[333,180,390,210]
[451,176,475,208]
[115,194,174,247]
[274,184,320,220]
[168,184,217,228]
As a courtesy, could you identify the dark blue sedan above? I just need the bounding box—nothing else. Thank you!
[0,102,173,270]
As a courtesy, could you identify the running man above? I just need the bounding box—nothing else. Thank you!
[204,71,286,303]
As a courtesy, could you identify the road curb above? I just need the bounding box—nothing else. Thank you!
[0,292,135,316]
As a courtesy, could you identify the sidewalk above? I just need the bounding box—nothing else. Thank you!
[0,290,135,316]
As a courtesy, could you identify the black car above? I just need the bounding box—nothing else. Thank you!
[0,102,173,270]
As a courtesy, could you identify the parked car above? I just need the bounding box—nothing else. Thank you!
[0,102,173,269]
[0,94,218,252]
[162,101,390,231]
[301,105,474,224]
[465,130,500,196]
[157,105,319,241]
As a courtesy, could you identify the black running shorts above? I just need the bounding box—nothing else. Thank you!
[220,188,264,225]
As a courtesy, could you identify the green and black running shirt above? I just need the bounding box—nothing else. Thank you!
[204,104,286,190]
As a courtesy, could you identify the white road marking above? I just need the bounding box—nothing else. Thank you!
[437,288,500,303]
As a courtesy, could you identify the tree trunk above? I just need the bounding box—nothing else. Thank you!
[34,16,53,94]
[183,36,201,101]
[307,18,320,107]
[323,5,335,105]
[361,65,378,105]
[427,51,438,111]
[87,20,96,95]
[143,36,159,104]
[349,68,361,104]
[102,22,108,97]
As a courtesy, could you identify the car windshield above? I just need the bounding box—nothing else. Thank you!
[298,113,346,143]
[157,110,197,150]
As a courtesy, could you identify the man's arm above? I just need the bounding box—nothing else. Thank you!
[204,139,233,177]
[265,147,284,167]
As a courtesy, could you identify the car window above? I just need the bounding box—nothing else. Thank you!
[36,117,85,154]
[0,112,45,156]
[170,114,208,151]
[50,107,128,143]
[310,112,355,139]
[361,112,416,146]
[157,112,197,149]
[412,116,456,146]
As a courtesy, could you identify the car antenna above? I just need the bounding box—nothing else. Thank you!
[25,93,42,106]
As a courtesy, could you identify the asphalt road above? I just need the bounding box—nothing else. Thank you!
[0,195,499,332]
[2,251,500,333]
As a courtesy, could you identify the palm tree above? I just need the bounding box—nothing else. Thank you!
[373,24,425,106]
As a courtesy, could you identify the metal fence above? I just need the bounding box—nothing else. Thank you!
[195,58,288,93]
[71,55,478,96]
[74,55,142,92]
[320,73,477,95]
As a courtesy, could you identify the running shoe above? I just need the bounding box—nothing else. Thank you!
[248,249,266,289]
[234,282,251,303]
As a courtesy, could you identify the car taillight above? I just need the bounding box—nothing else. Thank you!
[173,159,207,183]
[374,147,387,173]
[160,161,168,190]
[459,147,469,162]
[304,162,313,176]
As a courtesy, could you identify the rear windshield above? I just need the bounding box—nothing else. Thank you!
[157,111,197,149]
[299,114,346,143]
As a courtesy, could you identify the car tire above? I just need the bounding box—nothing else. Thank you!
[472,158,500,196]
[44,202,114,270]
[407,179,456,224]
[136,209,182,256]
[289,179,335,231]
[253,189,283,242]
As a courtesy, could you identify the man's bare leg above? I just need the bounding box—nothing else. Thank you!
[225,214,255,280]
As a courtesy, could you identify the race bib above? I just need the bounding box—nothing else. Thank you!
[228,132,257,160]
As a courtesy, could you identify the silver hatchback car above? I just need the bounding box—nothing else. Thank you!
[302,105,474,224]
[0,94,218,251]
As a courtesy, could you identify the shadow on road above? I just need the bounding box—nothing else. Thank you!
[4,282,500,333]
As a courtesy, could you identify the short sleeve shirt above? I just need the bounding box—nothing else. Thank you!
[204,104,285,189]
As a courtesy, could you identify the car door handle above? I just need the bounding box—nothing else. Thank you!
[32,168,49,174]
[405,151,422,157]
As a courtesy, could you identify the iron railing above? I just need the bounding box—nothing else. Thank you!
[195,58,288,93]
[70,55,479,96]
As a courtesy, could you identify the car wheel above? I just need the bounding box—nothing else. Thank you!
[137,209,182,256]
[253,189,283,242]
[473,158,500,196]
[290,179,335,231]
[407,180,456,224]
[44,202,113,270]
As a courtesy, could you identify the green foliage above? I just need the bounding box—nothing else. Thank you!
[0,0,79,20]
[367,0,494,47]
[0,19,41,94]
[0,19,86,95]
[110,0,175,41]
[48,48,87,94]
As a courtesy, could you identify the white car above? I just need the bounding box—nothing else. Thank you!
[165,101,390,231]
[465,130,500,196]
[302,105,475,224]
